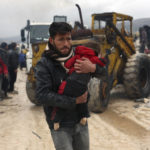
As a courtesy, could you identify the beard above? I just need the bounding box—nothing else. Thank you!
[52,43,72,57]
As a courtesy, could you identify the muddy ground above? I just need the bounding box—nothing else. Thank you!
[0,69,150,150]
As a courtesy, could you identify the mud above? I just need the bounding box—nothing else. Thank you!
[0,70,150,150]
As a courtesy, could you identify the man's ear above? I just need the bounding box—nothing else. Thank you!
[49,37,53,45]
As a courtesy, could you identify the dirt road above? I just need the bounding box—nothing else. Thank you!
[0,70,150,150]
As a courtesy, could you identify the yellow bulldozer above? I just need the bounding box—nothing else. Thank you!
[87,12,150,112]
[21,5,150,113]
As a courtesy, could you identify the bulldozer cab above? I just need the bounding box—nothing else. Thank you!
[91,12,135,59]
[91,12,133,37]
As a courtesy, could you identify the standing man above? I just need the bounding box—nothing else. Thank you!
[19,50,26,70]
[8,42,19,93]
[0,57,8,101]
[0,42,9,99]
[0,42,9,65]
[35,22,106,150]
[139,27,147,53]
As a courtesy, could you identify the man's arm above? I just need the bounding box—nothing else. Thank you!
[0,57,8,76]
[35,58,87,109]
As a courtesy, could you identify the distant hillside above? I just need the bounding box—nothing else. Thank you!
[133,18,150,32]
[0,36,20,43]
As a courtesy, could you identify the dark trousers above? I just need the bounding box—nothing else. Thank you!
[20,61,26,69]
[51,123,89,150]
[2,76,9,96]
[0,75,3,98]
[139,42,145,53]
[8,68,17,91]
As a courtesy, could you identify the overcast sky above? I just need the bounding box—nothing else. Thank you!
[0,0,150,38]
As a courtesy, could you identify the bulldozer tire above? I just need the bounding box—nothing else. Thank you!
[123,53,150,98]
[88,78,110,113]
[26,80,41,105]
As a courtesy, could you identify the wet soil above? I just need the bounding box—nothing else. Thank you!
[0,70,150,150]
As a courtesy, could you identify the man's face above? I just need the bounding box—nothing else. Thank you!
[49,32,72,55]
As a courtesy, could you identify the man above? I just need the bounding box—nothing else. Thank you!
[8,42,19,93]
[0,42,8,65]
[19,50,26,70]
[35,22,106,150]
[0,42,9,99]
[139,27,147,53]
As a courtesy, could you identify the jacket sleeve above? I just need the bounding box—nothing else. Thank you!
[8,51,19,70]
[0,57,8,75]
[91,64,107,80]
[12,52,19,70]
[35,58,76,110]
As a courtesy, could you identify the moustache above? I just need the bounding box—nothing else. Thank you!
[61,46,70,50]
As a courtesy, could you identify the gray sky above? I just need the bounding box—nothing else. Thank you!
[0,0,150,38]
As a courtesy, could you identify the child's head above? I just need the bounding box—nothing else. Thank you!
[83,41,100,56]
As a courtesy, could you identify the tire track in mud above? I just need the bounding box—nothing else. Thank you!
[88,85,150,150]
[99,109,149,138]
[89,106,150,150]
[106,86,150,137]
[1,70,149,150]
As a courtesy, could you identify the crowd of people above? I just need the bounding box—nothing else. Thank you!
[0,42,23,101]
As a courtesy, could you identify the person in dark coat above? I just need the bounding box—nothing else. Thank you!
[8,42,19,93]
[0,57,8,100]
[19,50,26,70]
[139,27,147,53]
[0,42,9,98]
[35,22,106,150]
[0,42,8,65]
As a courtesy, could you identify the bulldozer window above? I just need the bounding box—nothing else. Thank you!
[116,20,131,36]
[30,25,50,43]
[94,20,106,30]
[124,20,131,36]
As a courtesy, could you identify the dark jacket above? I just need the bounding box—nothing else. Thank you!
[0,48,8,66]
[0,57,8,75]
[8,49,19,70]
[19,53,26,63]
[0,48,8,75]
[35,54,106,129]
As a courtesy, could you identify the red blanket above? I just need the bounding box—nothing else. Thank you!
[64,46,105,74]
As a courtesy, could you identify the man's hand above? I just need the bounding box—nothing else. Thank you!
[76,91,88,104]
[74,57,96,73]
[4,73,8,78]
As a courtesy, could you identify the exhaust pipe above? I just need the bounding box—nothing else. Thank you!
[75,4,84,29]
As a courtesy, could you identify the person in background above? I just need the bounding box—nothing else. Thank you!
[139,27,147,53]
[21,44,28,54]
[19,50,26,70]
[0,42,9,98]
[0,42,8,100]
[8,42,19,94]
